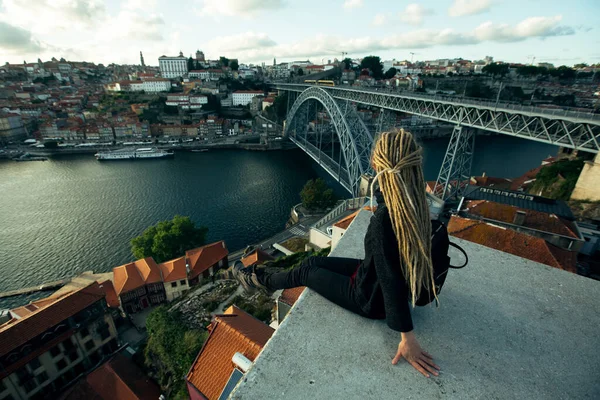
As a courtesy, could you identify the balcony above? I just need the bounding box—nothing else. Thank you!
[231,209,600,399]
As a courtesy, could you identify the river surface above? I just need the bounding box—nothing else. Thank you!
[0,136,557,308]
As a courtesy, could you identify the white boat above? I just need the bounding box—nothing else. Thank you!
[95,147,174,161]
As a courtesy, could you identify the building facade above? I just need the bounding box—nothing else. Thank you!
[0,283,119,400]
[0,113,27,144]
[113,258,167,314]
[159,54,188,79]
[158,257,190,302]
[232,91,263,106]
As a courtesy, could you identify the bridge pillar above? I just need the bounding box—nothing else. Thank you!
[433,125,475,201]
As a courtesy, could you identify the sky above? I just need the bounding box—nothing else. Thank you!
[0,0,598,67]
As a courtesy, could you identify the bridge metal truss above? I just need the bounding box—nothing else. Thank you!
[433,124,476,200]
[284,86,374,195]
[276,84,600,153]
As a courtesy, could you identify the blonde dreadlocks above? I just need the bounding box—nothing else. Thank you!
[370,130,437,306]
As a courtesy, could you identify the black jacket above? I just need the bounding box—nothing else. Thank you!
[353,191,414,332]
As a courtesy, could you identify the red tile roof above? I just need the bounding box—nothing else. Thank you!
[186,241,229,280]
[186,306,274,400]
[61,354,162,400]
[113,257,162,295]
[158,256,188,283]
[241,248,275,268]
[469,175,513,189]
[448,216,577,273]
[279,287,306,307]
[0,283,105,357]
[100,280,120,309]
[463,200,579,238]
[333,207,376,230]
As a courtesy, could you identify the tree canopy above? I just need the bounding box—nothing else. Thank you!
[482,62,509,77]
[230,59,239,71]
[549,65,576,80]
[130,215,208,262]
[300,178,337,211]
[219,56,230,67]
[297,68,304,76]
[384,67,397,79]
[360,56,384,79]
[187,57,195,72]
[342,58,353,70]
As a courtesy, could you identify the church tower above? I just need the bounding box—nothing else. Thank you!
[140,51,145,67]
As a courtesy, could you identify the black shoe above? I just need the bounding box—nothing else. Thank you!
[232,261,269,293]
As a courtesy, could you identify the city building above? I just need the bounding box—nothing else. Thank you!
[0,283,119,400]
[276,287,305,325]
[185,306,274,400]
[112,258,167,314]
[250,95,264,112]
[195,50,205,62]
[232,91,264,106]
[60,354,161,400]
[198,117,224,140]
[186,241,229,286]
[571,153,600,202]
[0,113,27,143]
[159,52,188,79]
[241,249,275,268]
[158,256,190,301]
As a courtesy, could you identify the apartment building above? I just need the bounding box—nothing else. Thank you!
[0,283,119,400]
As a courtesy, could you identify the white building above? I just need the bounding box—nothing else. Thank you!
[232,90,264,106]
[159,53,188,78]
[140,78,171,92]
[158,257,191,302]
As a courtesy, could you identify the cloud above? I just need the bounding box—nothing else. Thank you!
[0,21,42,54]
[399,4,434,26]
[209,15,574,63]
[343,0,363,10]
[197,0,285,17]
[372,14,386,26]
[206,32,277,52]
[448,0,492,17]
[474,15,573,42]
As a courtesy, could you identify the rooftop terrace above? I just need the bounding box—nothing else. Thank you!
[231,209,600,399]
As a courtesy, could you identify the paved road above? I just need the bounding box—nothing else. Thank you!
[228,215,323,264]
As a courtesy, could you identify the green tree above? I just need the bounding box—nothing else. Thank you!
[130,215,208,262]
[297,68,304,76]
[187,57,195,71]
[342,57,353,70]
[300,178,337,211]
[573,63,588,69]
[203,94,222,113]
[384,67,397,79]
[482,62,509,77]
[145,306,208,398]
[230,59,239,71]
[360,56,384,79]
[549,65,576,80]
[219,56,230,67]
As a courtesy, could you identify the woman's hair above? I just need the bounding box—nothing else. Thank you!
[371,129,436,306]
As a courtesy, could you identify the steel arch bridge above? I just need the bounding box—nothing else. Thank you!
[284,86,374,195]
[278,83,600,200]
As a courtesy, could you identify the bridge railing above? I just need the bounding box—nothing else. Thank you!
[275,83,600,122]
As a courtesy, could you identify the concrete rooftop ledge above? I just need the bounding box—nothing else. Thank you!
[231,210,600,399]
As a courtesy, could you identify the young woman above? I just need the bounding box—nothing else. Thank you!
[233,130,441,378]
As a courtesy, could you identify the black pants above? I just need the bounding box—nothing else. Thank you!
[262,256,367,316]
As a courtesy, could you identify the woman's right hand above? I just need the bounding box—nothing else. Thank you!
[392,331,440,378]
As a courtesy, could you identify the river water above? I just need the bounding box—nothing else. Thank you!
[0,136,557,308]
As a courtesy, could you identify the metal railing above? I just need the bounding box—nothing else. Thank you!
[313,196,369,233]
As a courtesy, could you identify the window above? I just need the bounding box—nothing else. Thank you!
[28,358,41,371]
[180,280,186,285]
[85,340,95,351]
[36,371,48,385]
[49,346,61,358]
[56,359,67,371]
[67,350,78,362]
[171,282,177,288]
[80,327,90,337]
[23,378,36,393]
[62,338,74,351]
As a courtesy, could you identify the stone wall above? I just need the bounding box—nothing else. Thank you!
[571,153,600,201]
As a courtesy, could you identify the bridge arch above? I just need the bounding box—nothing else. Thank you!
[284,86,374,196]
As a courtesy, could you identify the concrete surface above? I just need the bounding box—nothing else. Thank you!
[231,209,600,399]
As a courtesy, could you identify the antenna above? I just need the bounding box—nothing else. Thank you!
[409,52,418,63]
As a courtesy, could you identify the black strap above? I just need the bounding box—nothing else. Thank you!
[448,242,468,269]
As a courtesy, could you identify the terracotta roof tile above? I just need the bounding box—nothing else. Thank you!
[333,207,376,230]
[158,256,188,283]
[99,280,120,309]
[113,257,162,295]
[186,306,274,400]
[186,241,229,280]
[463,200,579,238]
[448,216,577,273]
[241,249,275,268]
[0,283,105,357]
[280,287,306,307]
[61,354,161,400]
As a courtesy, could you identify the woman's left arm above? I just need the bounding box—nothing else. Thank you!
[393,331,440,378]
